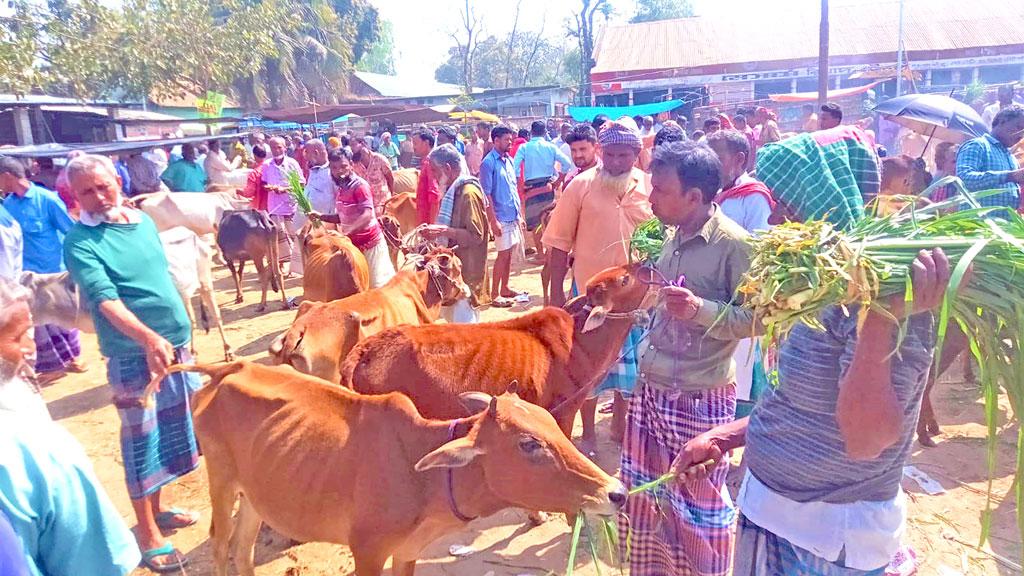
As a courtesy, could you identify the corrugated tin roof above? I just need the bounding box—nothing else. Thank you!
[593,0,1024,74]
[351,71,484,98]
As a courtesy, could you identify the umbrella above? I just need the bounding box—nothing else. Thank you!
[873,93,988,153]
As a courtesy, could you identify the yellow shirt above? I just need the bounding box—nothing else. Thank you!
[541,166,652,291]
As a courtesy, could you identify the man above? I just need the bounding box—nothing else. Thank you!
[203,139,243,187]
[0,277,142,576]
[640,115,656,137]
[513,120,574,258]
[674,174,953,575]
[707,130,774,233]
[556,122,573,160]
[755,106,782,147]
[956,104,1024,209]
[982,84,1020,128]
[437,125,465,155]
[310,149,396,289]
[302,139,335,218]
[802,103,819,132]
[160,143,207,192]
[702,117,721,139]
[421,144,490,323]
[413,130,441,224]
[480,125,524,307]
[259,136,305,276]
[563,123,601,185]
[0,159,84,385]
[243,144,268,207]
[378,131,400,171]
[620,140,754,576]
[465,125,486,177]
[732,113,757,169]
[819,102,843,131]
[125,151,165,196]
[351,136,395,212]
[543,121,652,454]
[62,154,202,572]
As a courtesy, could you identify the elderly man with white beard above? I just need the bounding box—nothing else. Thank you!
[0,276,141,575]
[61,154,201,573]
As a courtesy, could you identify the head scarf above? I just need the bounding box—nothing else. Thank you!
[756,126,880,230]
[598,119,643,152]
[327,136,341,149]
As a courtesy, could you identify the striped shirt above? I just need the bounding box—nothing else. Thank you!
[744,305,935,503]
[956,133,1020,209]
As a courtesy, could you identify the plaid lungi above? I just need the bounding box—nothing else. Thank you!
[524,176,555,230]
[592,324,643,398]
[107,347,201,499]
[32,324,80,373]
[734,514,885,576]
[619,382,737,576]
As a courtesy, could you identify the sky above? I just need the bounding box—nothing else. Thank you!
[372,0,725,84]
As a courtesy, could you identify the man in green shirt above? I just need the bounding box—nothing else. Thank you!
[63,154,201,573]
[160,143,207,192]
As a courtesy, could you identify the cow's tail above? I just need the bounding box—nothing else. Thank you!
[139,362,241,408]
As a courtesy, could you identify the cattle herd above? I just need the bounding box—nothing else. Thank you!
[28,188,655,575]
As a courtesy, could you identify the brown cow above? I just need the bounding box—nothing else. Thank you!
[270,247,468,382]
[300,224,369,303]
[341,263,653,436]
[381,191,418,238]
[179,361,626,576]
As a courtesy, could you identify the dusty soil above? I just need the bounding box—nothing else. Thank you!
[41,251,1021,576]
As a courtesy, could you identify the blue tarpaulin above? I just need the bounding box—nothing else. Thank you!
[568,100,684,122]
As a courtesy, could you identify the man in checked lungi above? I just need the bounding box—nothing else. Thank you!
[621,140,757,576]
[63,154,201,573]
[0,158,86,386]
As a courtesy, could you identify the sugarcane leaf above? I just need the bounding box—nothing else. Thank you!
[935,238,990,374]
[582,514,603,576]
[566,512,584,576]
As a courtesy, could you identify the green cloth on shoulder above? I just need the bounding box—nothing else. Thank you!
[63,213,191,357]
[756,126,880,231]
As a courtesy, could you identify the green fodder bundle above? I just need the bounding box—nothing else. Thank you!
[739,197,1024,550]
[287,170,313,215]
[630,218,666,263]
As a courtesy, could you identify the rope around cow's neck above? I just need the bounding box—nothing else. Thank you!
[445,419,478,522]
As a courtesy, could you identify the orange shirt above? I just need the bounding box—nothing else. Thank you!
[542,166,652,290]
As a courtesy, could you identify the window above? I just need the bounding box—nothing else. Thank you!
[980,65,1023,84]
[929,69,953,86]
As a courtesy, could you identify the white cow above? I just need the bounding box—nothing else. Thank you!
[129,190,250,236]
[20,227,234,361]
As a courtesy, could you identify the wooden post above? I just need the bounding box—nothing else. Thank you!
[818,0,829,107]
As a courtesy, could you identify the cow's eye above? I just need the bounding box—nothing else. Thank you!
[620,275,630,286]
[518,435,544,456]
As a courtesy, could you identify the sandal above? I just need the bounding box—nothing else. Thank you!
[490,297,514,308]
[140,542,188,573]
[155,508,200,530]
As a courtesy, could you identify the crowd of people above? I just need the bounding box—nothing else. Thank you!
[1,81,1023,575]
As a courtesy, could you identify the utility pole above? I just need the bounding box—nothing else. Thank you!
[818,0,829,107]
[895,0,905,96]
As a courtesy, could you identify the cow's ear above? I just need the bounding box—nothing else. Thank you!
[459,391,492,415]
[582,305,607,333]
[414,437,484,471]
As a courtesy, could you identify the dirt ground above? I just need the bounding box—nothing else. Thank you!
[40,250,1021,576]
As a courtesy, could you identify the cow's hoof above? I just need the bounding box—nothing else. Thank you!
[527,511,549,526]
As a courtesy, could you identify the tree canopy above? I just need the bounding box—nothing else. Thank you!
[0,0,383,109]
[629,0,695,23]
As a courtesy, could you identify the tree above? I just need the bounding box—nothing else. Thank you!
[357,19,397,75]
[629,0,694,23]
[567,0,612,105]
[434,34,574,90]
[450,0,484,94]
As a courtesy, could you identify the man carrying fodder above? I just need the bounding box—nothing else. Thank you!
[673,131,959,575]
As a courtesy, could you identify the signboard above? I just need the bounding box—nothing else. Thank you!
[196,91,226,118]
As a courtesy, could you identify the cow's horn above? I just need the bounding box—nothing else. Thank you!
[505,379,519,395]
[459,391,492,415]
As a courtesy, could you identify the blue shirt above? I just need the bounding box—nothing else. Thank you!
[113,160,132,197]
[955,133,1020,208]
[744,305,935,504]
[0,411,140,576]
[3,185,73,273]
[479,149,522,223]
[513,136,573,182]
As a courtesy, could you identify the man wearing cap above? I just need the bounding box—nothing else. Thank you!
[542,119,652,454]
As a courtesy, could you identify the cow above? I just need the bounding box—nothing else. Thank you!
[217,210,289,312]
[300,224,369,303]
[392,168,418,195]
[19,271,93,333]
[341,263,654,437]
[380,192,418,239]
[130,190,250,236]
[164,360,626,576]
[159,227,234,361]
[270,247,468,382]
[378,213,403,269]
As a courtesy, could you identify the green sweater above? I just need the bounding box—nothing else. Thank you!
[63,214,191,357]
